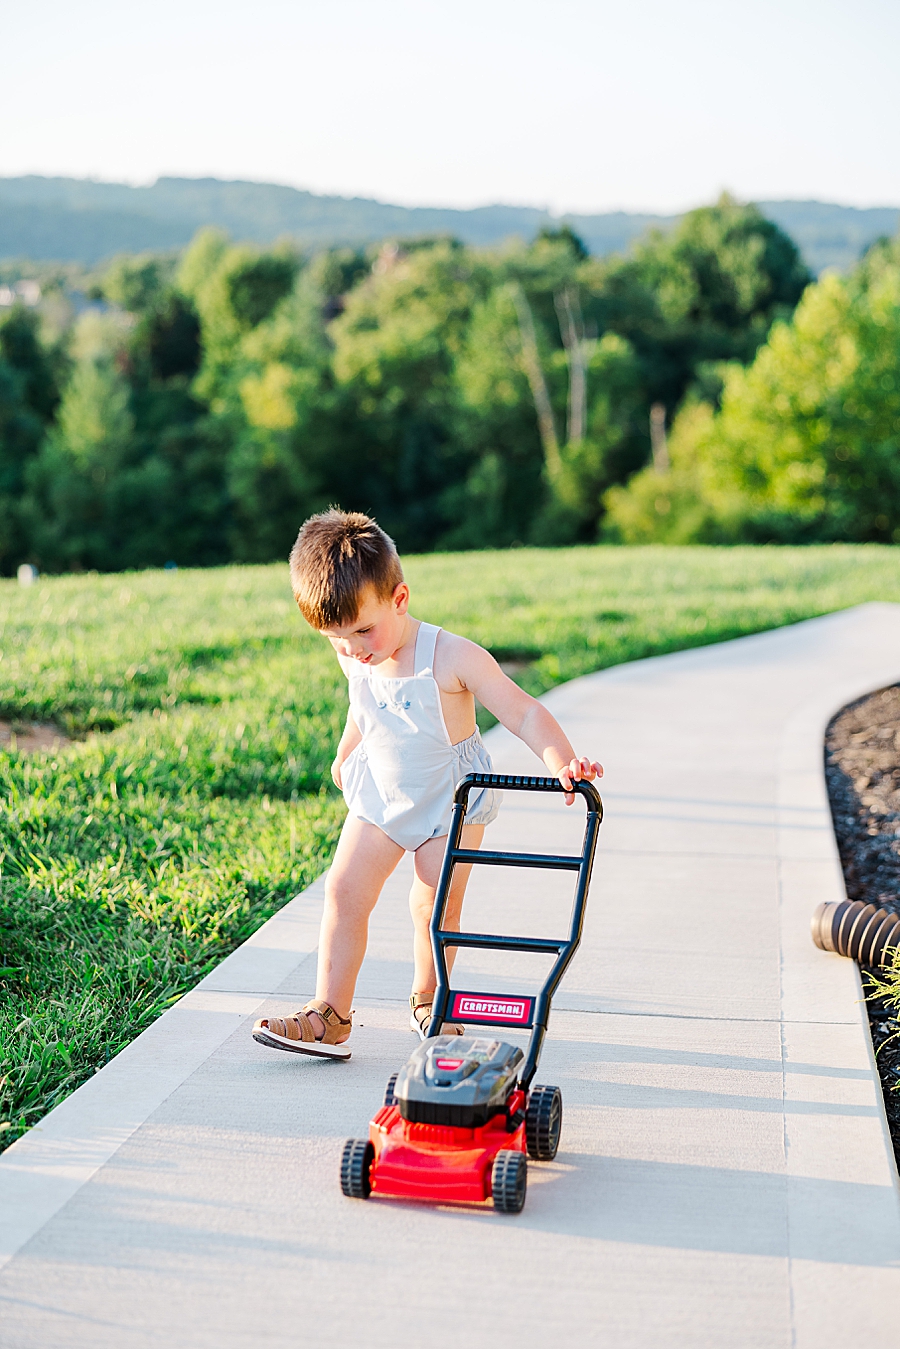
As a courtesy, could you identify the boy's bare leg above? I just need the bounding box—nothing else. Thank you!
[409,824,485,995]
[312,815,404,1034]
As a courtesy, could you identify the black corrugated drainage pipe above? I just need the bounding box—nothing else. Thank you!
[812,899,900,967]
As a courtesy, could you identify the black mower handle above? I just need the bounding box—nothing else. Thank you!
[455,771,602,813]
[428,770,602,1089]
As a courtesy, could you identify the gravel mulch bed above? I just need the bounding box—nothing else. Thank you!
[826,685,900,1167]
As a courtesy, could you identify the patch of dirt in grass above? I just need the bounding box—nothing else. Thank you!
[0,720,71,754]
[826,685,900,1167]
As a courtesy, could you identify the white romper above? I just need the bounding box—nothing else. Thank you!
[338,621,500,851]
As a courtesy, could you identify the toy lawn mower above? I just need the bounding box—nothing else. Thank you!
[340,771,602,1214]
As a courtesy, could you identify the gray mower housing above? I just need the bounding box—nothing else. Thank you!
[395,1035,524,1128]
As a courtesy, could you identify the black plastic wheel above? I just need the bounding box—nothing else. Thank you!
[492,1149,527,1213]
[340,1138,374,1199]
[383,1072,399,1107]
[526,1085,562,1161]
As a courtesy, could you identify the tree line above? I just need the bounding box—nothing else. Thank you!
[606,233,900,544]
[4,192,877,574]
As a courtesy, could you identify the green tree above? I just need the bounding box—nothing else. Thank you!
[447,281,547,547]
[99,246,230,568]
[125,282,228,567]
[602,400,721,543]
[177,229,334,561]
[589,194,811,413]
[226,282,334,562]
[102,254,175,313]
[178,231,300,404]
[327,240,484,551]
[25,355,137,570]
[0,307,64,572]
[26,282,226,571]
[605,239,900,543]
[472,230,647,542]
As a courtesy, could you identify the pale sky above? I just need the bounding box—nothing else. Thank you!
[2,0,897,214]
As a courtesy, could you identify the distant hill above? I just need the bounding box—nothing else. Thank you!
[0,175,896,274]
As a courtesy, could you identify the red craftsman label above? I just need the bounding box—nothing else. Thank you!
[435,1058,465,1070]
[449,992,535,1027]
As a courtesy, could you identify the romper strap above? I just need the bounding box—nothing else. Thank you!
[414,621,440,675]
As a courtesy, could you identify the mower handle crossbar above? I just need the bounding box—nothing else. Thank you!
[432,931,565,955]
[427,772,602,1090]
[450,849,582,871]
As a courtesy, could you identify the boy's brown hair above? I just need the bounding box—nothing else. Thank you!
[289,508,404,628]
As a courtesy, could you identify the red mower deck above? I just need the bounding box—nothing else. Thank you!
[369,1088,527,1204]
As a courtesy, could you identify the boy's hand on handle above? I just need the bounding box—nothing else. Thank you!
[558,756,603,805]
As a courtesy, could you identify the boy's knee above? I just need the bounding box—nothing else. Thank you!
[325,877,350,906]
[409,892,432,920]
[325,874,371,917]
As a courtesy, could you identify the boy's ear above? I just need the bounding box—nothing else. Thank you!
[392,582,410,614]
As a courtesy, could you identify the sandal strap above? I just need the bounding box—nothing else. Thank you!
[287,999,353,1045]
[302,999,352,1029]
[264,1013,316,1044]
[409,994,464,1037]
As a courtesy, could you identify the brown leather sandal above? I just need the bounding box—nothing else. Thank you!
[252,999,352,1060]
[409,993,464,1040]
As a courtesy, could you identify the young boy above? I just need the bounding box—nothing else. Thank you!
[252,509,602,1059]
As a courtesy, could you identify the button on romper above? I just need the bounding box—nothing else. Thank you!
[339,621,500,851]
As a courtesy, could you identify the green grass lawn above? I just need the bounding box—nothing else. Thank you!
[2,542,899,1146]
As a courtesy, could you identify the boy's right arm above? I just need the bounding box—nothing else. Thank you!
[446,635,602,803]
[332,712,362,790]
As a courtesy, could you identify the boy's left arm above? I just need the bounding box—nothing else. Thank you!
[453,637,602,803]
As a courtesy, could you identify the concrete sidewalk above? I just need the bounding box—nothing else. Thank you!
[2,603,900,1348]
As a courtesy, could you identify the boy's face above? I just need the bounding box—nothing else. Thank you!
[321,583,410,664]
